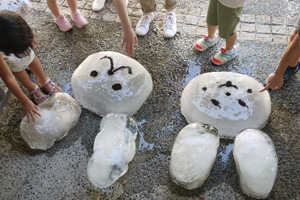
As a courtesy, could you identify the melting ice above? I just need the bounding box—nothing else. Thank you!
[87,113,137,188]
[233,129,278,199]
[181,72,271,138]
[20,93,81,150]
[169,123,219,190]
[71,51,153,117]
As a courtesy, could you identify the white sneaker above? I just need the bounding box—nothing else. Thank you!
[135,12,155,36]
[164,12,177,38]
[92,0,106,12]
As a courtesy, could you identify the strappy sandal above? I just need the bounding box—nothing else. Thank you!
[30,85,49,105]
[40,79,62,96]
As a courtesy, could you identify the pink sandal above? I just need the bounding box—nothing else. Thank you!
[40,79,62,96]
[30,86,49,105]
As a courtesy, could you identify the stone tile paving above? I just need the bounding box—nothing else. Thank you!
[30,0,298,44]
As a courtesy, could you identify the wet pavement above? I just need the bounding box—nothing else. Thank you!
[1,0,300,199]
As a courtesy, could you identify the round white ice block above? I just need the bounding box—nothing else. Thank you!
[87,113,137,188]
[233,129,278,199]
[20,93,81,150]
[181,72,271,138]
[170,123,219,190]
[71,51,153,116]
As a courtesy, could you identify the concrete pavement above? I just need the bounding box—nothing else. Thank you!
[1,0,300,199]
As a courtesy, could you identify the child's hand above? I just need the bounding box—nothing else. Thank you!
[121,28,138,57]
[259,73,283,92]
[21,101,41,123]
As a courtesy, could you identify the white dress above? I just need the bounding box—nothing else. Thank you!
[0,0,31,16]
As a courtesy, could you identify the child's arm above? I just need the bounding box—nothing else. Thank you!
[260,33,300,92]
[113,0,138,57]
[0,54,41,122]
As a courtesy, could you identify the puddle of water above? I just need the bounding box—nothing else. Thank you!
[181,58,202,85]
[137,119,154,151]
[218,142,234,163]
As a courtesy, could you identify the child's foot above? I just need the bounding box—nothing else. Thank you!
[92,0,106,12]
[135,12,155,36]
[194,35,218,51]
[39,79,62,96]
[55,14,73,32]
[30,85,49,105]
[164,12,177,38]
[211,46,237,65]
[283,61,300,80]
[71,10,88,28]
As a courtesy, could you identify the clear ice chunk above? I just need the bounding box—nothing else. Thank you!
[181,72,271,138]
[71,51,153,117]
[20,93,81,150]
[233,129,278,199]
[169,123,219,190]
[87,113,137,188]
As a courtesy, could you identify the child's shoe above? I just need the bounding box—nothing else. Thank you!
[283,61,300,80]
[164,12,177,38]
[135,12,155,36]
[39,79,62,96]
[194,35,218,51]
[30,86,49,105]
[92,0,106,12]
[55,14,73,32]
[71,10,88,28]
[211,46,237,65]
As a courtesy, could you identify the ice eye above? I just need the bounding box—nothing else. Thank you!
[112,83,122,91]
[202,87,207,91]
[211,99,221,108]
[90,70,98,77]
[225,92,231,96]
[238,99,248,108]
[247,89,252,93]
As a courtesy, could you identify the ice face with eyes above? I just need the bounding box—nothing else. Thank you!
[71,51,153,116]
[181,72,271,138]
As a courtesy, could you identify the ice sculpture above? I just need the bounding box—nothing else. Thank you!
[87,113,137,188]
[181,72,271,138]
[71,51,153,117]
[20,93,81,150]
[233,129,278,199]
[72,52,153,188]
[170,123,219,190]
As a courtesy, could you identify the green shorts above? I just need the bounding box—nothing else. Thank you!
[206,0,243,39]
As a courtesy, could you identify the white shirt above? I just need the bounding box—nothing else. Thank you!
[218,0,246,8]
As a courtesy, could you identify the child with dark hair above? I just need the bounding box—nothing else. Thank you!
[0,11,61,122]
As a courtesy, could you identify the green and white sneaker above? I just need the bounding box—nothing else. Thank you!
[211,46,237,65]
[194,35,218,51]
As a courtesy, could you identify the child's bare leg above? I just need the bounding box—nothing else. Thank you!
[47,0,61,18]
[28,56,61,94]
[67,0,77,15]
[28,56,54,93]
[12,70,44,98]
[225,32,237,50]
[28,56,48,85]
[208,24,217,38]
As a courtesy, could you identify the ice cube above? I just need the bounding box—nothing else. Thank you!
[169,123,219,190]
[181,72,271,138]
[87,113,137,188]
[233,129,278,199]
[20,93,81,150]
[71,51,153,117]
